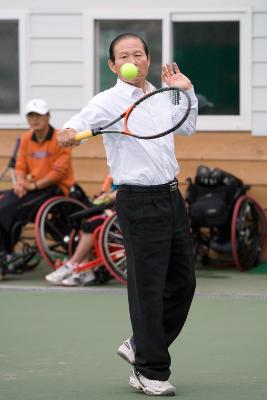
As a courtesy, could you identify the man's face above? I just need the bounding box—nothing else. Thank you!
[26,112,49,131]
[108,37,150,86]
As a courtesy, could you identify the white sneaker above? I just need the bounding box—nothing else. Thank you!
[117,338,135,365]
[129,370,176,396]
[62,271,95,287]
[61,272,82,286]
[45,263,74,285]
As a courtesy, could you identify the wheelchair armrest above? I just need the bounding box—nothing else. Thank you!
[243,184,251,191]
[237,184,251,197]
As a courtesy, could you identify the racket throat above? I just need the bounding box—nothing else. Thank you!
[91,127,102,136]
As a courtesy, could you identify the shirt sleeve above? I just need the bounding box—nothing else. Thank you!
[15,135,29,177]
[46,145,73,183]
[173,86,198,136]
[63,100,109,132]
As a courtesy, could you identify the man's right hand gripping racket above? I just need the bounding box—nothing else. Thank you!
[75,87,191,142]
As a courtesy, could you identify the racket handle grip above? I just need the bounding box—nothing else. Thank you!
[75,130,94,142]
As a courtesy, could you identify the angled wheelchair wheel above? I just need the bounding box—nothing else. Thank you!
[7,222,41,273]
[231,195,267,270]
[98,212,127,284]
[35,196,88,269]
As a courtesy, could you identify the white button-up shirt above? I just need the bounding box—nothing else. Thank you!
[63,79,198,185]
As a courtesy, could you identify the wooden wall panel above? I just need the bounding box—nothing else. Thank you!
[174,132,267,161]
[72,136,106,158]
[178,160,267,186]
[73,159,108,181]
[1,129,267,212]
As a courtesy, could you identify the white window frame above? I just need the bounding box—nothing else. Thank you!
[0,11,29,128]
[171,9,251,131]
[84,8,251,131]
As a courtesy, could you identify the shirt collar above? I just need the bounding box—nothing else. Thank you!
[31,125,54,142]
[115,78,155,99]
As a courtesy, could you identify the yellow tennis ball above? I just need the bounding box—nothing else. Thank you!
[120,63,138,80]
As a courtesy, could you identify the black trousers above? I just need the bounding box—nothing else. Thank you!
[116,180,196,381]
[0,186,62,252]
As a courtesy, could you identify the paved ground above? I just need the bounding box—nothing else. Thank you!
[1,261,267,400]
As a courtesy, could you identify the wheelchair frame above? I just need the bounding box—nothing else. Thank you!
[0,139,41,278]
[186,172,267,271]
[35,195,127,284]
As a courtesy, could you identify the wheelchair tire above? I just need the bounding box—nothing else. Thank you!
[98,212,127,284]
[231,195,267,270]
[35,196,88,269]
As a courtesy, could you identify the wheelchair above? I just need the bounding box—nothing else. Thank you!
[34,194,127,284]
[0,219,41,278]
[185,165,267,271]
[0,139,41,278]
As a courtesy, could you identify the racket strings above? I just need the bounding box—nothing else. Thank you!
[126,89,183,137]
[127,94,166,137]
[170,90,181,105]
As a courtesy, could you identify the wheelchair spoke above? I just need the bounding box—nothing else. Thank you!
[44,220,67,243]
[106,230,123,241]
[112,220,121,233]
[99,213,127,284]
[106,242,124,249]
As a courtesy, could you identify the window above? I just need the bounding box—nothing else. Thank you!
[0,20,19,114]
[171,11,251,130]
[86,10,250,131]
[0,12,27,127]
[94,20,162,93]
[173,21,240,116]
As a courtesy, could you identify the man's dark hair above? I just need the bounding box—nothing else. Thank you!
[109,33,149,63]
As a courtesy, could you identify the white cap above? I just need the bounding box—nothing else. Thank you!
[25,98,49,115]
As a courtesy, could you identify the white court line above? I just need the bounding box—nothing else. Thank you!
[0,284,267,299]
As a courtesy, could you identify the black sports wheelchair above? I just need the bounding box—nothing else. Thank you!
[185,165,267,270]
[0,138,42,278]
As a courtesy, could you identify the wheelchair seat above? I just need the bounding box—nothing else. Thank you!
[187,165,247,230]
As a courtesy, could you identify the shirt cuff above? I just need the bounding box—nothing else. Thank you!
[185,86,198,105]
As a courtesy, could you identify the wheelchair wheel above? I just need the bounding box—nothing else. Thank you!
[35,196,88,269]
[98,212,127,284]
[231,195,267,270]
[8,222,41,273]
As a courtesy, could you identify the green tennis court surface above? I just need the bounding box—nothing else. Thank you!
[1,262,267,400]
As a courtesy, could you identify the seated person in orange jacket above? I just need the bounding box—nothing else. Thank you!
[0,98,74,260]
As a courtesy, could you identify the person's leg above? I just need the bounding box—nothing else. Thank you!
[78,216,112,283]
[163,190,196,348]
[46,216,104,285]
[0,190,24,252]
[116,190,174,381]
[16,186,62,224]
[45,232,94,285]
[68,232,93,265]
[0,190,22,231]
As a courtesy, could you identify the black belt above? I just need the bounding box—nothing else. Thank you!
[118,179,178,193]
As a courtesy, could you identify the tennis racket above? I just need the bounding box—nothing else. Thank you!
[75,86,191,141]
[0,138,20,185]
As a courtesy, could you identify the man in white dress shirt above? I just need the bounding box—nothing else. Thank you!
[59,33,198,396]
